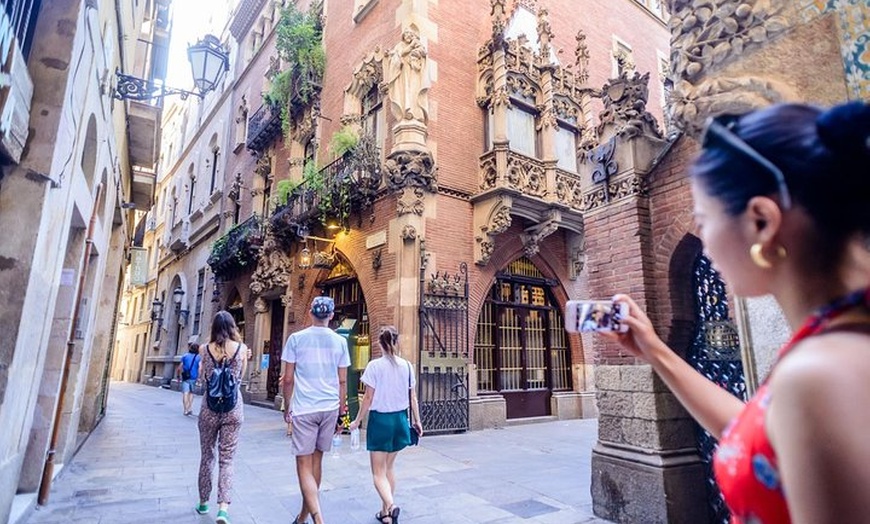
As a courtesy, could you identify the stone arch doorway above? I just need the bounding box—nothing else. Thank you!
[316,256,369,418]
[316,257,369,335]
[473,257,572,419]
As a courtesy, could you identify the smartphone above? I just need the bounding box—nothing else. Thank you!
[565,300,629,333]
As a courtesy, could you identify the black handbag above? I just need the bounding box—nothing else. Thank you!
[407,361,420,446]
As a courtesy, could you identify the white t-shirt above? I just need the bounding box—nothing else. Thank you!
[281,326,350,416]
[360,356,416,413]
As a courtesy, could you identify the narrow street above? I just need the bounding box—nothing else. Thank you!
[24,383,609,524]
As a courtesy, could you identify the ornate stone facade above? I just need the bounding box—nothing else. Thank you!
[250,231,292,296]
[384,150,437,193]
[596,72,663,140]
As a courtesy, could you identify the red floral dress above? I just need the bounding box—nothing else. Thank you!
[713,288,870,523]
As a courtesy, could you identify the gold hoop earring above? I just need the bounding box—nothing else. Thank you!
[775,245,787,259]
[750,243,772,269]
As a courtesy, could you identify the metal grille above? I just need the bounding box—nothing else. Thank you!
[687,254,747,524]
[418,262,469,434]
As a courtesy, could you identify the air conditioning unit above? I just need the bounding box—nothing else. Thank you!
[74,297,89,340]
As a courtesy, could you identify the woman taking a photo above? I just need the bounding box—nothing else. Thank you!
[350,326,423,524]
[195,310,248,524]
[603,101,870,523]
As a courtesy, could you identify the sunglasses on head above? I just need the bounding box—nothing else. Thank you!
[700,114,793,210]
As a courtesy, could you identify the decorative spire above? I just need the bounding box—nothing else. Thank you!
[536,7,553,62]
[575,29,590,84]
[490,0,507,41]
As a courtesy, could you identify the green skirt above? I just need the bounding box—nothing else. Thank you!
[366,410,411,453]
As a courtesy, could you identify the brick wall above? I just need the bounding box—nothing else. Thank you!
[648,135,703,356]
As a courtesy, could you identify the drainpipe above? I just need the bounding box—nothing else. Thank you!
[38,183,104,505]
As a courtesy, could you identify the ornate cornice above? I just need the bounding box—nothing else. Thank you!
[229,0,269,42]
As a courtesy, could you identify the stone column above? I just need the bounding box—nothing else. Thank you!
[248,296,270,402]
[581,71,709,522]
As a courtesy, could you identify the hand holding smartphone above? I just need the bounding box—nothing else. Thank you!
[565,300,629,334]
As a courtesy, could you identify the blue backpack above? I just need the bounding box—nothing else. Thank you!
[206,344,241,413]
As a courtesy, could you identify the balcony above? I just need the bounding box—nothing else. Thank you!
[472,148,585,265]
[0,26,33,164]
[169,219,190,253]
[270,151,380,247]
[477,148,586,215]
[128,101,162,209]
[208,215,264,279]
[246,103,283,152]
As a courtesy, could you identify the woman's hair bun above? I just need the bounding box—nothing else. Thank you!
[816,101,870,157]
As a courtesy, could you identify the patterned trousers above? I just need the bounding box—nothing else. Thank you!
[197,407,242,504]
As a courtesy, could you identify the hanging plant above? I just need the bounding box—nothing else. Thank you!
[266,2,325,135]
[330,126,360,157]
[273,178,299,208]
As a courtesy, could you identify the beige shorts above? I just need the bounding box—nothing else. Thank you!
[291,409,339,456]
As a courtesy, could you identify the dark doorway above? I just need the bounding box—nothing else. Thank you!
[266,300,285,400]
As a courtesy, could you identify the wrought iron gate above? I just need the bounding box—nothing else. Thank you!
[418,261,469,434]
[687,254,747,524]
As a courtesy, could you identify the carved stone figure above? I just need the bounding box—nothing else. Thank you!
[596,71,663,140]
[386,27,430,123]
[250,233,292,296]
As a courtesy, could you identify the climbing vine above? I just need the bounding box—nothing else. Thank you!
[264,2,325,136]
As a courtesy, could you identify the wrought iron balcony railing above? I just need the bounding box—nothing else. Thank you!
[207,214,264,278]
[246,103,283,152]
[270,150,380,247]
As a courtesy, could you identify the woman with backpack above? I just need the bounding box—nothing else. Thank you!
[195,310,248,524]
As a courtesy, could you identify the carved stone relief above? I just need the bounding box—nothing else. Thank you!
[566,229,586,280]
[349,46,386,98]
[521,210,561,258]
[250,232,292,296]
[254,296,268,314]
[385,150,437,193]
[667,0,790,133]
[397,187,425,216]
[581,173,647,213]
[401,224,417,241]
[474,195,513,266]
[596,71,663,140]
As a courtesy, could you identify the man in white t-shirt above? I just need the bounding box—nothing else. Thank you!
[281,296,350,524]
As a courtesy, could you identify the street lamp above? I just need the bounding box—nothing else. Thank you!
[150,298,164,341]
[113,34,229,101]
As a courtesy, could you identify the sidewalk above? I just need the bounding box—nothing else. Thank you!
[24,382,610,524]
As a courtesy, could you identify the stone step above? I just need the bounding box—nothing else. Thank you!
[504,415,558,427]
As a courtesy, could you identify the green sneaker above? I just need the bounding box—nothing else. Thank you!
[216,509,230,523]
[195,502,209,515]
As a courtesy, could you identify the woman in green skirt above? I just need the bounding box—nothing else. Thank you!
[349,326,423,524]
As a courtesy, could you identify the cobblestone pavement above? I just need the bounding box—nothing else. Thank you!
[24,382,610,524]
